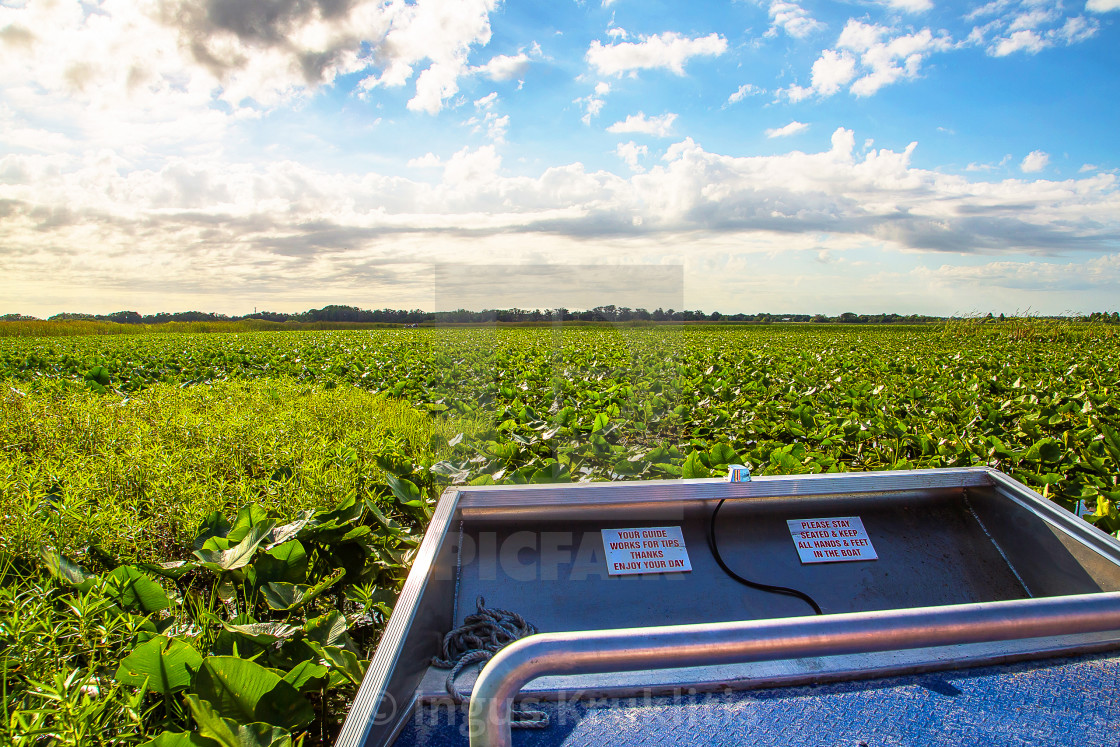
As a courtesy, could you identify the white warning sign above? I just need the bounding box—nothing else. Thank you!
[787,517,878,564]
[602,527,692,575]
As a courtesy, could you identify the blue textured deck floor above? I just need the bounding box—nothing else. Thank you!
[391,652,1120,746]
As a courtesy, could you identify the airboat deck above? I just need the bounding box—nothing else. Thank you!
[336,468,1120,746]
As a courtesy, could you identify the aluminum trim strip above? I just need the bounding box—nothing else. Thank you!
[455,467,993,510]
[334,487,463,747]
[983,469,1120,564]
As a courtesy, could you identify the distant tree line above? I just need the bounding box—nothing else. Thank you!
[3,306,1117,325]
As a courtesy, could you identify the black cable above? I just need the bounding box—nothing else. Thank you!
[707,497,823,616]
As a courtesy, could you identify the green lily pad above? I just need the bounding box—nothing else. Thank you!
[116,635,203,693]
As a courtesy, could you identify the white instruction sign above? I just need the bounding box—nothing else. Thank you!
[602,527,692,575]
[787,517,878,564]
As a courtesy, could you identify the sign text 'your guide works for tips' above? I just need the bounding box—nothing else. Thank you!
[602,526,692,575]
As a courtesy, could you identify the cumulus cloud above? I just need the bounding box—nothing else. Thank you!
[607,112,678,137]
[408,152,443,168]
[4,129,1117,300]
[809,49,858,96]
[765,2,823,39]
[1020,150,1049,173]
[785,20,951,100]
[765,121,809,138]
[0,0,505,124]
[587,31,727,76]
[615,141,649,172]
[471,51,533,81]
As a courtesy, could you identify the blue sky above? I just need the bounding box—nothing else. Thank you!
[1,0,1118,317]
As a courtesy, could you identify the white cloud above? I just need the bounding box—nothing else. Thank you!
[810,50,858,97]
[786,21,950,100]
[408,152,443,168]
[615,141,649,172]
[1008,9,1060,31]
[1080,164,1099,173]
[3,130,1119,316]
[587,31,727,76]
[727,84,763,104]
[1087,0,1120,12]
[989,29,1049,56]
[441,145,501,185]
[975,2,1100,55]
[0,0,503,128]
[877,0,933,12]
[576,82,611,125]
[607,27,628,40]
[765,2,823,39]
[465,94,508,142]
[1021,150,1050,173]
[765,121,809,138]
[607,112,678,137]
[922,255,1120,293]
[1054,16,1098,44]
[472,52,532,81]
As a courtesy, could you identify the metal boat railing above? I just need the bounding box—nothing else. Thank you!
[468,592,1120,747]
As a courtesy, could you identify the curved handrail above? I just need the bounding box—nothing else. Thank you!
[467,591,1120,747]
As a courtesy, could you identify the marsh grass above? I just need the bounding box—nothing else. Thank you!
[1,380,478,745]
[0,380,481,562]
[941,315,1118,344]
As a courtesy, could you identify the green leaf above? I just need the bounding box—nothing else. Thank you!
[1099,423,1120,463]
[184,694,239,747]
[116,635,203,694]
[194,520,278,572]
[194,512,232,551]
[362,501,400,534]
[191,657,314,731]
[265,511,315,548]
[707,443,741,469]
[227,505,272,543]
[250,541,307,586]
[303,611,354,651]
[105,566,170,613]
[234,724,292,747]
[591,412,610,433]
[40,548,95,591]
[681,450,712,479]
[185,695,295,747]
[139,560,199,580]
[84,366,111,386]
[1039,439,1062,464]
[219,621,299,645]
[281,661,330,694]
[385,474,422,505]
[140,730,215,747]
[306,641,366,685]
[261,568,345,612]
